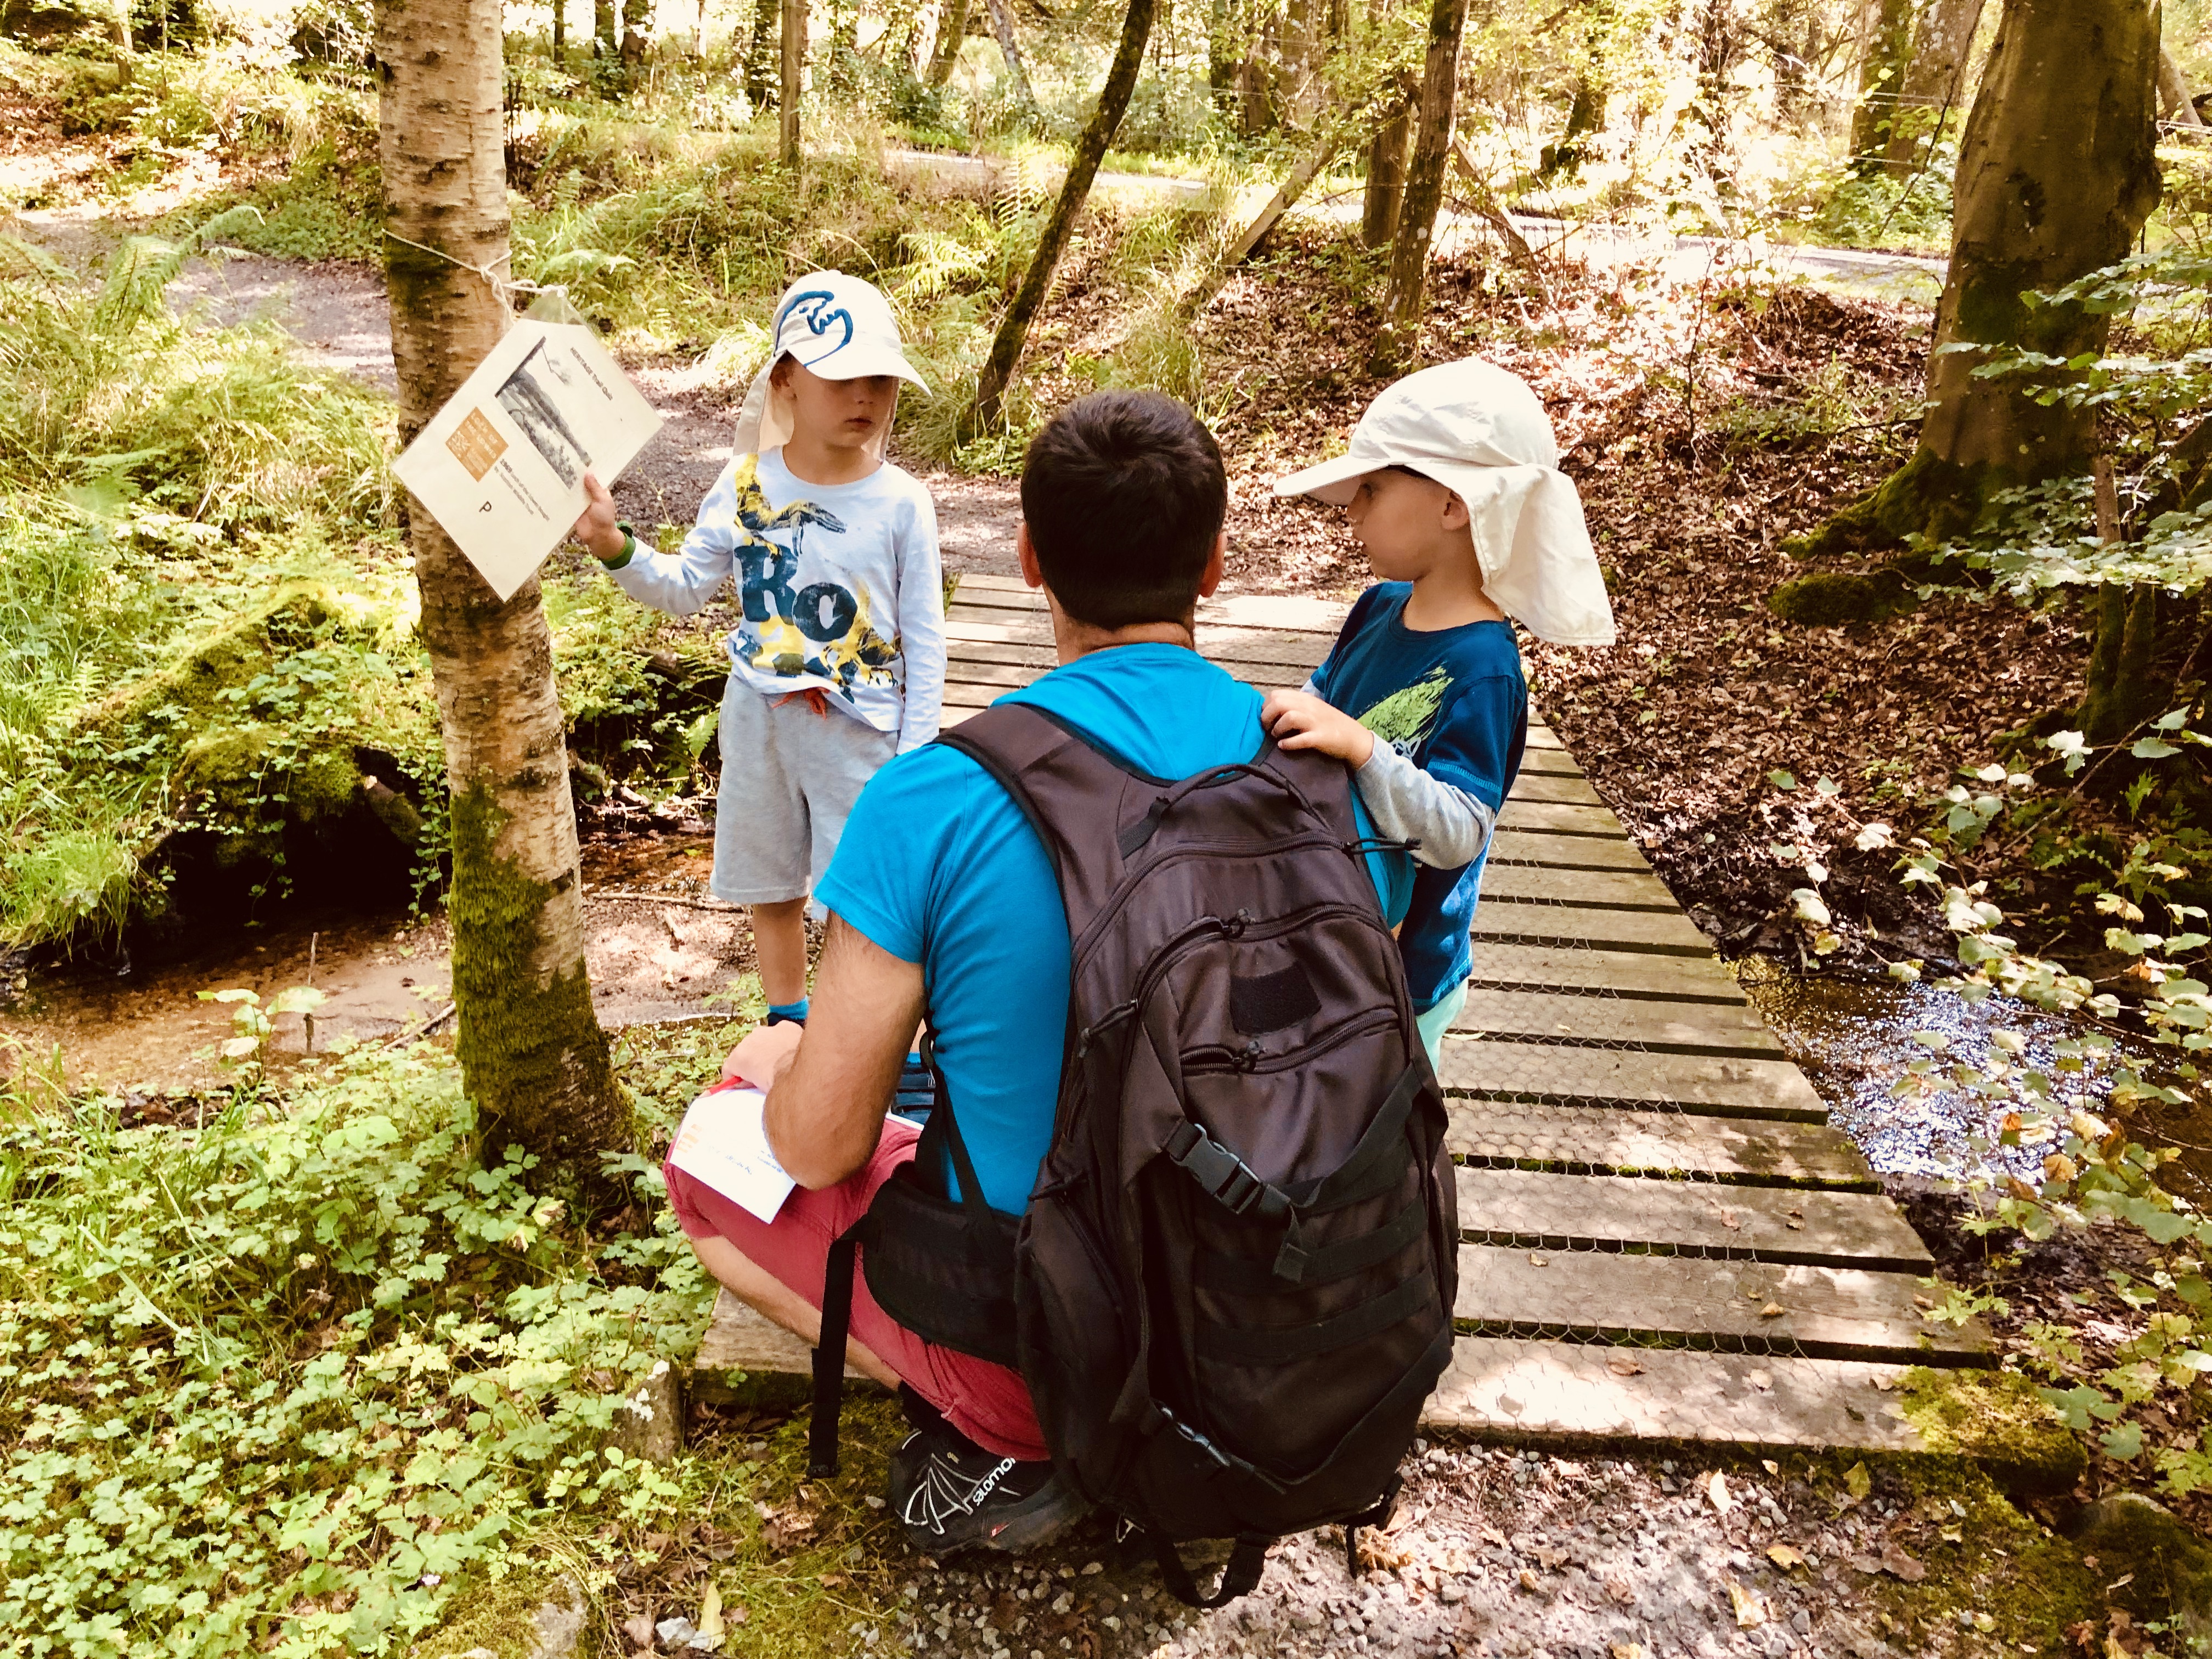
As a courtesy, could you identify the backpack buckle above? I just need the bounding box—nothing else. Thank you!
[1165,1122,1268,1215]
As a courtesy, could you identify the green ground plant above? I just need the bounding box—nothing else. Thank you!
[0,1011,910,1657]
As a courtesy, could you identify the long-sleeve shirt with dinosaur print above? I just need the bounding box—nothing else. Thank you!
[607,448,946,751]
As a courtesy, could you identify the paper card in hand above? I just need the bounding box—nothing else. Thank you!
[392,320,663,601]
[668,1079,798,1224]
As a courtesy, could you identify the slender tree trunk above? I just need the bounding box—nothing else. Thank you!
[1372,0,1468,374]
[781,0,806,163]
[1848,0,1916,171]
[595,0,617,57]
[1362,104,1408,248]
[552,0,566,58]
[966,0,1158,433]
[1799,0,2162,554]
[2161,46,2207,127]
[744,0,781,101]
[1208,0,1236,108]
[375,0,628,1160]
[927,0,969,82]
[982,0,1035,100]
[1880,0,1984,171]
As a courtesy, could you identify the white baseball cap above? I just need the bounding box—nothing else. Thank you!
[1273,358,1616,647]
[733,270,929,457]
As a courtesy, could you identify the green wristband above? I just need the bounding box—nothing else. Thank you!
[603,522,636,571]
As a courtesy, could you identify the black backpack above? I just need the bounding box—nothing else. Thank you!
[809,701,1458,1606]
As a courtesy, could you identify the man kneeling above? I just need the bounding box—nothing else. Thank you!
[665,391,1419,1556]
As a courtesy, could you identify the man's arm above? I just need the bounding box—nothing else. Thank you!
[725,915,927,1189]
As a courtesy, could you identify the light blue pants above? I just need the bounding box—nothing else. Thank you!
[1414,979,1470,1076]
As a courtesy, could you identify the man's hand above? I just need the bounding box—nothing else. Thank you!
[572,471,629,563]
[1262,688,1376,768]
[723,1020,804,1090]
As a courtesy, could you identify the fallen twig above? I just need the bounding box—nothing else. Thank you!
[381,1001,456,1049]
[588,888,740,913]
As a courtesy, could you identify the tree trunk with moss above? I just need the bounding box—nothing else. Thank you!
[965,0,1157,433]
[1789,0,2160,567]
[1370,0,1467,374]
[376,0,628,1161]
[1880,0,1985,172]
[982,0,1034,101]
[1849,0,1916,170]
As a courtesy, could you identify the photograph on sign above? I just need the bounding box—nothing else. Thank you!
[393,320,663,601]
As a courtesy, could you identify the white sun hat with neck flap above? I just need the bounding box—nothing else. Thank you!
[1273,357,1615,647]
[733,270,931,460]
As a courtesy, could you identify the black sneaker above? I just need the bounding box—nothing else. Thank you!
[888,1423,1087,1557]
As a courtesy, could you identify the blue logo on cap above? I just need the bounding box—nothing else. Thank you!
[776,289,855,365]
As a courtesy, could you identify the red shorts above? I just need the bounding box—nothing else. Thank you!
[665,1118,1047,1462]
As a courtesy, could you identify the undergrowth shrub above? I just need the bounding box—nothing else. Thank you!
[0,1033,709,1655]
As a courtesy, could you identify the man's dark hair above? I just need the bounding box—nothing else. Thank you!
[1020,391,1227,631]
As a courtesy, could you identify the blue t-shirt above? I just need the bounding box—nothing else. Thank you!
[817,644,1411,1215]
[1310,583,1528,1013]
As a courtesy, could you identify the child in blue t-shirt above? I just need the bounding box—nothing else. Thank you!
[1263,358,1616,1071]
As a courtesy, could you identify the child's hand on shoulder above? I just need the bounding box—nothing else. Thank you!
[1263,688,1376,767]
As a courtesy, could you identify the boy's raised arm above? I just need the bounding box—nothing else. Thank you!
[893,492,947,752]
[595,460,743,618]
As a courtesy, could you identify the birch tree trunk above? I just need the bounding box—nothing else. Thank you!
[1880,0,1985,171]
[1371,0,1467,374]
[2160,46,2207,126]
[376,0,628,1161]
[983,0,1036,101]
[620,0,651,66]
[1798,0,2162,554]
[927,0,970,83]
[965,0,1158,432]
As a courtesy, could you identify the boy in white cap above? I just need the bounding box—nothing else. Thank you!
[572,272,945,1031]
[1264,357,1614,1070]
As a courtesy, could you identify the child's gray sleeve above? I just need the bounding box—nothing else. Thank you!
[893,490,946,752]
[1353,743,1496,869]
[606,461,739,617]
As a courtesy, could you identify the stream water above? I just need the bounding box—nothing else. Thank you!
[1735,955,2205,1203]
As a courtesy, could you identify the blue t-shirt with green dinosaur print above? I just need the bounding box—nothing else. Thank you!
[1311,582,1528,1012]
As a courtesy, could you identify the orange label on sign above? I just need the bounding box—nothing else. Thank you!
[445,407,507,481]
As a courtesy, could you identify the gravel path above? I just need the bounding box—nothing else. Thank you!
[876,1443,1963,1659]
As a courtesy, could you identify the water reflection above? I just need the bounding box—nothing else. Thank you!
[1731,956,2198,1199]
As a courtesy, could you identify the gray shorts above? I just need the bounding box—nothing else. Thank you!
[711,677,896,906]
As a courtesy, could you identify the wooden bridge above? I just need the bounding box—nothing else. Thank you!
[698,575,1993,1456]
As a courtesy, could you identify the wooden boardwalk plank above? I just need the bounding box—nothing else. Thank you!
[1482,866,1681,911]
[1437,1039,1829,1121]
[1497,800,1630,837]
[1455,989,1782,1056]
[1526,725,1563,750]
[697,1289,861,1378]
[1422,1338,1927,1452]
[1518,749,1583,777]
[1470,899,1713,955]
[1489,831,1652,872]
[953,573,1347,636]
[1455,1167,1931,1271]
[946,614,1333,672]
[1510,772,1608,807]
[1466,942,1746,1003]
[1448,1102,1872,1188]
[1452,1244,1990,1364]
